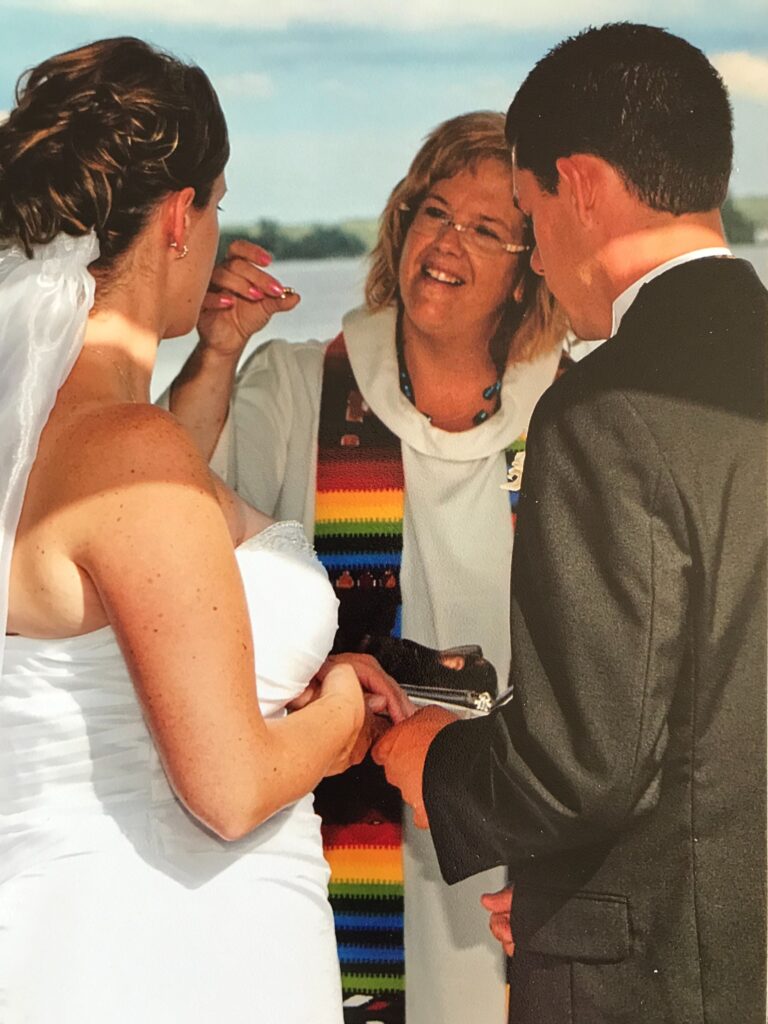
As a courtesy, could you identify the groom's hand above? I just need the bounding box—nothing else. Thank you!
[481,887,515,957]
[372,706,457,828]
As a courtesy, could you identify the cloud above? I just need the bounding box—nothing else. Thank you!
[11,0,681,30]
[711,51,768,103]
[215,72,274,99]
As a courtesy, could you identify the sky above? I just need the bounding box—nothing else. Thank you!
[0,1,765,226]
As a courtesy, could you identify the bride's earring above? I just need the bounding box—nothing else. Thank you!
[169,240,189,259]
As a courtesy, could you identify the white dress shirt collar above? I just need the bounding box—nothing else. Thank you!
[610,247,732,336]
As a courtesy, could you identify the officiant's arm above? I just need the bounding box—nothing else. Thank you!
[168,239,298,460]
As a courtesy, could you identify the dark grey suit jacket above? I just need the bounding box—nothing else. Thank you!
[423,258,767,1024]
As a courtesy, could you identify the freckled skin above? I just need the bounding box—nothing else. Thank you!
[6,179,376,840]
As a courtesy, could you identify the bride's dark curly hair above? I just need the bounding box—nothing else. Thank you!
[0,36,229,269]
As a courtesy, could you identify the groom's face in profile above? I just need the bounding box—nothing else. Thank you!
[513,161,606,341]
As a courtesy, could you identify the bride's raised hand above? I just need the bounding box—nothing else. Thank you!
[197,239,301,358]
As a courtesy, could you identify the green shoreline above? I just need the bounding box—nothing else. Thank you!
[220,196,767,261]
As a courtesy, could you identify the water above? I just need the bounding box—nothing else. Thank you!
[151,245,768,399]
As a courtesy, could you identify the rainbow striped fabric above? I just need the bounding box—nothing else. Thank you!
[323,822,405,1021]
[315,333,404,651]
[314,334,406,1022]
[313,339,573,1021]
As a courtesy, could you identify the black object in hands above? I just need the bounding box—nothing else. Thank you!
[315,637,504,824]
[357,635,500,713]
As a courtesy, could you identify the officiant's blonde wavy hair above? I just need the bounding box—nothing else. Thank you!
[365,111,565,364]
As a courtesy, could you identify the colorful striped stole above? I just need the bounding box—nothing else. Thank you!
[314,338,573,1021]
[315,333,404,650]
[315,333,406,1022]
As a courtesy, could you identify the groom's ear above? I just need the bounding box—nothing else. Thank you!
[555,154,610,229]
[555,153,628,236]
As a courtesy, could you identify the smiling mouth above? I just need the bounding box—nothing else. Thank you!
[422,264,464,286]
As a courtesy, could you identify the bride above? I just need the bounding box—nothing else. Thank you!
[0,36,407,1023]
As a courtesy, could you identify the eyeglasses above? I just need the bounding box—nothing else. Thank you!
[399,201,532,258]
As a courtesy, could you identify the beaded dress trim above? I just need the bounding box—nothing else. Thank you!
[242,519,315,558]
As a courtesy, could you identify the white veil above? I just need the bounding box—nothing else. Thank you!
[0,231,99,678]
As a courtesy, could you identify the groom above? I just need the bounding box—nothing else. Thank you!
[374,22,767,1024]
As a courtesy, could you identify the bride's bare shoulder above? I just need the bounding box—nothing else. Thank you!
[28,401,223,545]
[52,401,213,486]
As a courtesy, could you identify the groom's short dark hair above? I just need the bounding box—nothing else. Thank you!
[505,22,733,214]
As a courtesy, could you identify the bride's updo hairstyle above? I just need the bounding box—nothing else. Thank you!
[0,36,229,271]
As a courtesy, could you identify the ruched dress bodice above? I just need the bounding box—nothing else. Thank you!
[0,520,344,1023]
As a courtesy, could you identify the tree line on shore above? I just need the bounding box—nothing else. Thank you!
[219,198,762,261]
[218,219,369,261]
[722,196,757,244]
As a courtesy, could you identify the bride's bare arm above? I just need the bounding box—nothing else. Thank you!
[169,239,299,460]
[66,403,364,840]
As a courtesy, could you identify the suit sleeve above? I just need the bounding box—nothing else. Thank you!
[423,379,692,883]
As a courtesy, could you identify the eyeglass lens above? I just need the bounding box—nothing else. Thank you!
[411,203,519,255]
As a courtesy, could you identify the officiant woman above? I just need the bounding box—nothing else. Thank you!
[168,110,567,1024]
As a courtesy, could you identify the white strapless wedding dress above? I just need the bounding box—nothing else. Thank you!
[0,521,343,1023]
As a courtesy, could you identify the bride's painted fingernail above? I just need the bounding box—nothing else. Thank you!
[218,294,235,307]
[248,286,265,299]
[266,282,285,297]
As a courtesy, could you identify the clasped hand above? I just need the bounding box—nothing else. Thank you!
[290,661,515,953]
[288,652,418,773]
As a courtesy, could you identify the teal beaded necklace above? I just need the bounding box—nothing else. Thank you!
[395,327,503,426]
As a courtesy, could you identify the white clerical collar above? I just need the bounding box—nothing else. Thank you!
[610,247,732,336]
[341,304,563,461]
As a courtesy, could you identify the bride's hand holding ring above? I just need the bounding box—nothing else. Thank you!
[197,238,301,359]
[315,653,416,724]
[313,661,375,775]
